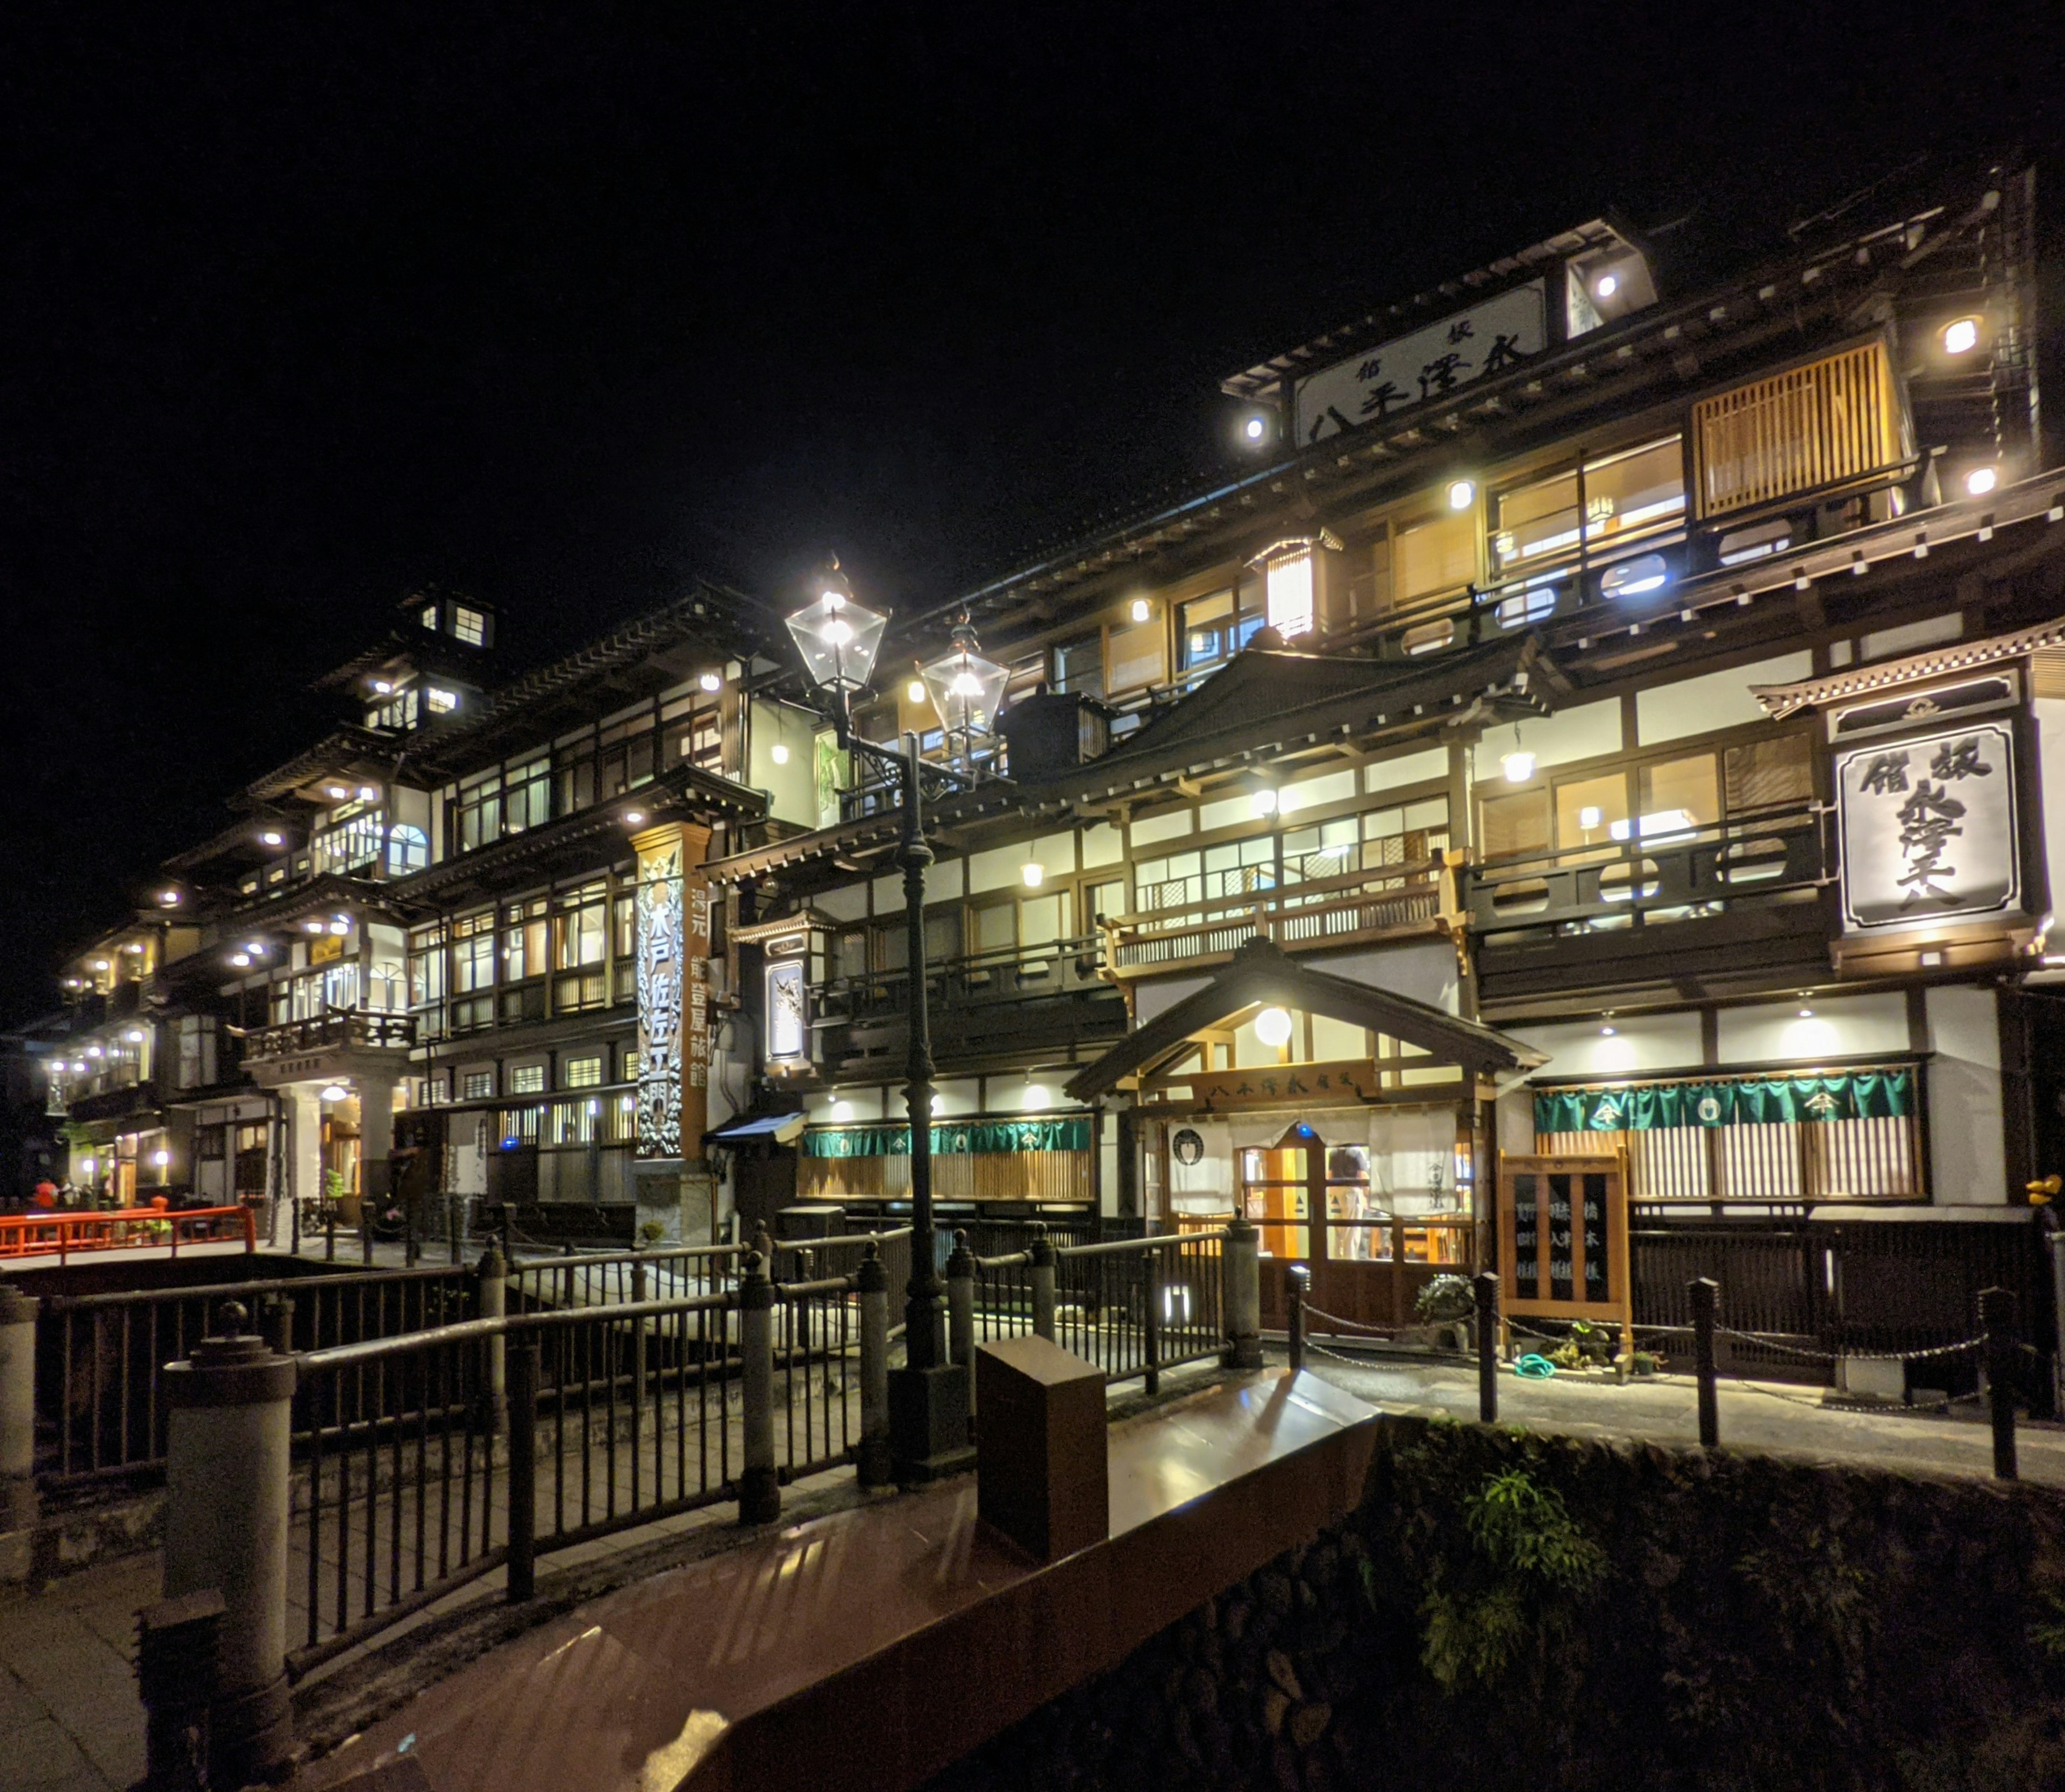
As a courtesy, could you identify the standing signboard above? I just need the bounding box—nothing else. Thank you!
[1496,1152,1632,1358]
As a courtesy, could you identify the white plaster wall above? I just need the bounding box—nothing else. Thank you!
[1364,747,1449,797]
[814,883,867,923]
[1083,822,1122,868]
[1634,652,1814,747]
[1511,1011,1705,1080]
[747,699,819,828]
[1508,700,1622,773]
[1131,808,1194,848]
[1135,973,1211,1028]
[1283,768,1357,813]
[871,871,902,914]
[1925,984,2007,1203]
[1310,940,1459,1014]
[1716,993,1909,1066]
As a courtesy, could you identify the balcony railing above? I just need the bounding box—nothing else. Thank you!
[1468,807,1824,946]
[244,1008,416,1063]
[1103,856,1452,979]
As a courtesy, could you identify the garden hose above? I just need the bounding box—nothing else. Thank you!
[1515,1353,1557,1379]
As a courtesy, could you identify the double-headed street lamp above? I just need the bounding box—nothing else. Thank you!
[786,559,1006,1480]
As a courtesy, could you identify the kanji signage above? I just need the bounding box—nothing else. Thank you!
[1496,1152,1632,1344]
[765,958,806,1063]
[1187,1059,1382,1108]
[1836,721,2018,931]
[1294,281,1547,445]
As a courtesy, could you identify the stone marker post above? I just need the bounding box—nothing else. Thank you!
[1473,1271,1500,1423]
[0,1280,40,1540]
[1029,1223,1058,1343]
[1982,1286,2019,1481]
[856,1244,893,1488]
[162,1302,295,1787]
[1223,1215,1262,1370]
[738,1252,779,1524]
[477,1239,508,1434]
[946,1231,976,1417]
[1690,1276,1720,1448]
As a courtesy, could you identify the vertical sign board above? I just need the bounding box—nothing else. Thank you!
[1497,1153,1631,1353]
[765,958,807,1064]
[1835,720,2019,932]
[1294,280,1548,445]
[633,822,713,1162]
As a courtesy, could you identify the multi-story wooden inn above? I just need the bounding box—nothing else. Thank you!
[33,157,2065,1379]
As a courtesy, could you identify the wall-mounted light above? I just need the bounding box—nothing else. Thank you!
[80,1158,95,1175]
[357,785,378,801]
[905,678,927,705]
[259,830,283,846]
[699,671,723,692]
[1798,1006,1815,1019]
[91,959,109,971]
[623,810,646,827]
[230,952,251,967]
[771,743,791,765]
[319,1084,349,1103]
[1129,597,1152,624]
[158,889,180,905]
[244,941,264,955]
[151,1149,170,1168]
[1020,861,1045,889]
[830,1100,855,1122]
[1942,316,1981,355]
[324,784,349,799]
[122,942,144,953]
[1250,788,1278,818]
[1024,1083,1050,1108]
[1594,272,1620,299]
[1447,479,1477,512]
[1243,415,1268,443]
[1254,1006,1294,1049]
[124,1029,144,1043]
[1965,466,1999,497]
[372,679,393,694]
[1600,1024,1618,1037]
[86,1045,103,1058]
[304,920,326,934]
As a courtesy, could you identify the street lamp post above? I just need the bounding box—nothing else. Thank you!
[786,561,1003,1480]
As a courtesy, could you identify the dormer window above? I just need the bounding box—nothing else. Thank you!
[426,687,458,714]
[453,605,486,646]
[421,602,439,630]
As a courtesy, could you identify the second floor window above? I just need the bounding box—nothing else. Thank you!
[503,899,548,981]
[453,912,496,992]
[1178,589,1261,677]
[1051,636,1103,698]
[1491,437,1685,582]
[554,886,607,969]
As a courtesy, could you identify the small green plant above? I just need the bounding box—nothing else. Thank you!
[1415,1273,1476,1324]
[638,1220,668,1246]
[1419,1465,1607,1690]
[322,1168,351,1203]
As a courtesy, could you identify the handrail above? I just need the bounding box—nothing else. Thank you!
[0,1204,254,1262]
[1107,857,1444,936]
[295,1288,739,1374]
[43,1260,466,1313]
[1059,1227,1229,1260]
[510,1225,911,1273]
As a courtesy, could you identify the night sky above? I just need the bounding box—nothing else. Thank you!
[4,5,2060,1025]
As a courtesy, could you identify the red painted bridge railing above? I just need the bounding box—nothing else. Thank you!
[0,1203,256,1262]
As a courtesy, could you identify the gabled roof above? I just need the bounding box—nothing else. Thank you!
[1063,938,1545,1101]
[1049,636,1540,804]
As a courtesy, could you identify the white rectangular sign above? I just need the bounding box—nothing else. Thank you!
[766,958,807,1062]
[1294,280,1547,445]
[1836,721,2019,931]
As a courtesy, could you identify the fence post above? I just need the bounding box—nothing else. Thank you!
[1473,1271,1500,1424]
[856,1243,893,1488]
[261,1294,294,1359]
[449,1194,462,1267]
[1690,1276,1720,1448]
[477,1240,508,1434]
[0,1280,39,1534]
[738,1251,779,1525]
[946,1231,976,1417]
[1286,1263,1310,1374]
[1030,1223,1058,1343]
[1142,1247,1162,1396]
[290,1187,302,1257]
[325,1210,336,1263]
[162,1302,295,1788]
[507,1337,539,1601]
[1982,1286,2019,1481]
[1222,1216,1262,1369]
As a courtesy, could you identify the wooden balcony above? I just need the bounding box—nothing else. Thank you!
[1468,809,1828,1011]
[244,1008,416,1066]
[810,937,1126,1076]
[1101,857,1456,982]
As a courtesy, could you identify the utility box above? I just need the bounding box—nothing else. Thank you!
[975,1334,1109,1562]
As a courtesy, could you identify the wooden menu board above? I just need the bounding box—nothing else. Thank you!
[1496,1152,1632,1352]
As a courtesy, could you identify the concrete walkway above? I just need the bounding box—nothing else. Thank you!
[1,1551,155,1791]
[1302,1347,2065,1486]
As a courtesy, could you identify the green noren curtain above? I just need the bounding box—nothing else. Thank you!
[803,1118,1093,1158]
[1534,1068,1916,1135]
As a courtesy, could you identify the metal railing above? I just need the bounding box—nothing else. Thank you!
[0,1203,255,1263]
[955,1225,1231,1392]
[243,1009,415,1062]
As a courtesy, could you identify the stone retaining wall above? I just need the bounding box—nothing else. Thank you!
[928,1414,2065,1791]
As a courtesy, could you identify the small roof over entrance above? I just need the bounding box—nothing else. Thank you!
[705,1112,808,1147]
[1063,937,1546,1101]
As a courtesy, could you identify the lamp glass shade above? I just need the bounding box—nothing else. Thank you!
[786,592,889,694]
[920,644,1009,738]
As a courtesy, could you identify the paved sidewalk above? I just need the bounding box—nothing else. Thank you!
[1,1552,155,1792]
[1302,1347,2065,1486]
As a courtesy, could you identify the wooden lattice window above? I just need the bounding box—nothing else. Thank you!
[1691,341,1904,518]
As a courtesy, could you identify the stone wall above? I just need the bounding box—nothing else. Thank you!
[928,1416,2065,1792]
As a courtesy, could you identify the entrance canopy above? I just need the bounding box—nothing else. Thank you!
[1063,937,1546,1101]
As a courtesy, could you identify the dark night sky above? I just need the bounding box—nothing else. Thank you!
[3,4,2060,1025]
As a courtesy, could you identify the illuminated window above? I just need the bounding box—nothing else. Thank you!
[509,1065,545,1095]
[562,1055,603,1089]
[452,605,487,646]
[1393,509,1476,605]
[426,687,458,713]
[1492,438,1684,579]
[1177,589,1261,676]
[462,1071,494,1101]
[1264,549,1314,640]
[421,602,439,629]
[385,824,428,875]
[1050,635,1104,697]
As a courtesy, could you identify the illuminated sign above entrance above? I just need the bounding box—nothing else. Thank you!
[1835,720,2019,931]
